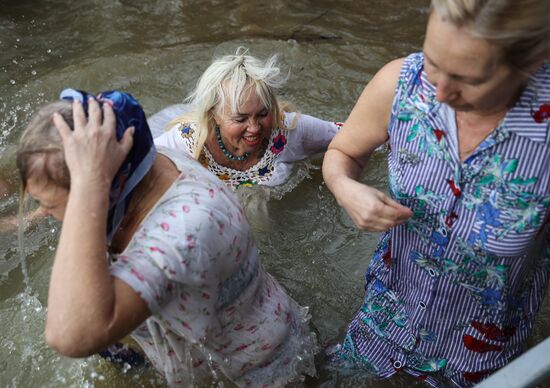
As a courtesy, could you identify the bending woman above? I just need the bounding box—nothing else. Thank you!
[153,47,342,190]
[323,0,550,386]
[17,89,317,386]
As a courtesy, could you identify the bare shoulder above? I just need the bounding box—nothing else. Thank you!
[328,58,405,164]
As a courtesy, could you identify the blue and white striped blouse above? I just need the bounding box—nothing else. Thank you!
[332,53,550,387]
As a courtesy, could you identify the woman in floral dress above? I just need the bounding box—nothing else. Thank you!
[322,0,550,386]
[17,89,317,387]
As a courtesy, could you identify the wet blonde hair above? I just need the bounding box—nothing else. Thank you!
[171,47,295,159]
[16,100,72,199]
[431,0,550,71]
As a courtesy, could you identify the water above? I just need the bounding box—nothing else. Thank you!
[1,0,549,387]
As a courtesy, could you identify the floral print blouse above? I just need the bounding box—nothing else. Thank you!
[152,107,341,189]
[331,53,550,387]
[110,147,317,386]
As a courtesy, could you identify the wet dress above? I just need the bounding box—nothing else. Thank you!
[110,147,317,387]
[151,105,341,189]
[331,53,550,387]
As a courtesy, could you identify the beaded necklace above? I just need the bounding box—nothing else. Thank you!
[216,126,250,161]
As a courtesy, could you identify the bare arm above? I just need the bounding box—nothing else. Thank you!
[45,99,150,357]
[322,58,412,232]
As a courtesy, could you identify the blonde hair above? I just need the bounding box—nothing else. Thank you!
[431,0,550,71]
[16,100,72,196]
[171,47,292,159]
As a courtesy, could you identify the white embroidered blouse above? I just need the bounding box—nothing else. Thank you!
[150,105,341,189]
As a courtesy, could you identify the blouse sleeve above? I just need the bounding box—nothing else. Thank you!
[284,112,342,158]
[153,123,186,150]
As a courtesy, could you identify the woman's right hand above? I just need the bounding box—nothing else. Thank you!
[53,98,134,189]
[336,177,412,232]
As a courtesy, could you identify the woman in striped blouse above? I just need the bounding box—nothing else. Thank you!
[323,0,550,386]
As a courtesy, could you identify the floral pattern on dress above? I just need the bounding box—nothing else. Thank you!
[332,53,550,387]
[110,149,317,387]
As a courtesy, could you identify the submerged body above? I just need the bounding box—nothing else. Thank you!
[17,92,318,387]
[152,104,340,189]
[111,147,317,386]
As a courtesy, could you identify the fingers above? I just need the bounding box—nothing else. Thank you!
[119,126,135,156]
[382,196,413,220]
[86,97,102,127]
[72,99,87,130]
[350,189,412,232]
[101,100,116,130]
[53,112,73,141]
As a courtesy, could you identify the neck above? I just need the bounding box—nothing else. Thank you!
[110,154,179,253]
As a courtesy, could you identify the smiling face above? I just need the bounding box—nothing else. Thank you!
[423,12,527,114]
[26,177,69,221]
[213,85,274,158]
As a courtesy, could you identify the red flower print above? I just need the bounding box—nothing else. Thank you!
[149,246,166,254]
[246,325,258,333]
[234,343,250,352]
[532,103,550,123]
[130,268,145,281]
[234,323,244,331]
[445,211,458,228]
[463,370,494,383]
[463,334,503,353]
[160,222,170,231]
[270,133,287,154]
[383,241,392,269]
[182,205,190,213]
[447,179,462,197]
[433,128,446,142]
[180,320,192,331]
[193,360,204,368]
[471,321,516,342]
[208,188,215,198]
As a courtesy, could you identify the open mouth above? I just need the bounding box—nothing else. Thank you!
[243,134,261,146]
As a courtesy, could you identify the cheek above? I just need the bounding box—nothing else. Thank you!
[222,122,244,136]
[261,115,274,129]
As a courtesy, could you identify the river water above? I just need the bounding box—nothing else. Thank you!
[1,0,549,387]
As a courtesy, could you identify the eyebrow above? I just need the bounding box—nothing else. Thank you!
[424,53,486,84]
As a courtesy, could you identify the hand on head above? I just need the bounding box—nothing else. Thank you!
[53,98,135,188]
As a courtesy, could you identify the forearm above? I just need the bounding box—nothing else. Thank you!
[322,148,369,203]
[45,180,115,354]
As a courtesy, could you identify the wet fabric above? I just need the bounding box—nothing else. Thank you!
[59,88,156,243]
[330,54,550,387]
[152,109,341,188]
[110,147,318,387]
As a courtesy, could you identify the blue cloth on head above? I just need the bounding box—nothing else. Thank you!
[59,88,156,243]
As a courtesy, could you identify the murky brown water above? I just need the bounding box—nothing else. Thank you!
[1,0,549,387]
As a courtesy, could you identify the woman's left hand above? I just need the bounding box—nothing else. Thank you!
[53,98,134,189]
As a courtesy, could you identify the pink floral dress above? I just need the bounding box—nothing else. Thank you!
[110,147,317,386]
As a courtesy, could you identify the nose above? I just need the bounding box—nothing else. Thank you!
[247,118,261,133]
[434,75,458,103]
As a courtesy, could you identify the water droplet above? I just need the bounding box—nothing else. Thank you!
[10,80,15,85]
[12,59,18,64]
[31,70,37,75]
[16,38,20,42]
[47,49,52,53]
